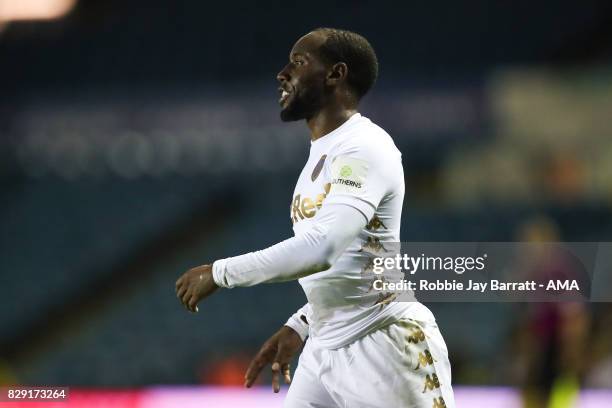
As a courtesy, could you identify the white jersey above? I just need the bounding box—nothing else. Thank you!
[213,113,435,349]
[288,113,433,349]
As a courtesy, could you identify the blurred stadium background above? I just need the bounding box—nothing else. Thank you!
[1,0,612,407]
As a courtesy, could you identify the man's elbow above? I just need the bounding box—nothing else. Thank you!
[291,260,331,280]
[299,246,335,277]
[312,242,338,272]
[299,231,343,276]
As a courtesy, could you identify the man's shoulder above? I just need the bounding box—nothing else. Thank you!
[332,117,400,161]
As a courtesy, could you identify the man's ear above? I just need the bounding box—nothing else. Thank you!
[326,62,348,86]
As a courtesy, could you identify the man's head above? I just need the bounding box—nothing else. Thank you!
[277,28,378,122]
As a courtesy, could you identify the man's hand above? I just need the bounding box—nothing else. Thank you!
[175,264,219,313]
[245,326,304,393]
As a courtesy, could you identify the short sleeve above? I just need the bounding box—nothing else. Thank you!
[324,138,395,222]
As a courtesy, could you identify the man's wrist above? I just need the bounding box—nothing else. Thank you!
[211,259,231,288]
[284,317,309,341]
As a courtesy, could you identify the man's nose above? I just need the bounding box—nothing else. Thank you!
[277,65,290,83]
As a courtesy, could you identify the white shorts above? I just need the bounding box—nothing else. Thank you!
[284,317,455,408]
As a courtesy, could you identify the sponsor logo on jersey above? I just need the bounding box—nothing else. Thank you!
[332,178,362,188]
[291,183,331,224]
[340,165,352,177]
[329,156,368,194]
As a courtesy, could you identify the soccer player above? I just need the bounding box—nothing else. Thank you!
[175,27,455,408]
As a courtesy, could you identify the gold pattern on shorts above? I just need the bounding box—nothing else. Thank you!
[432,397,446,408]
[415,349,435,370]
[373,291,398,308]
[369,274,386,291]
[422,373,441,393]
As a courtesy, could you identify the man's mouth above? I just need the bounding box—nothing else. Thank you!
[278,86,292,107]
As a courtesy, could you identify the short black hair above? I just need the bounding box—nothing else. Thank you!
[313,28,378,99]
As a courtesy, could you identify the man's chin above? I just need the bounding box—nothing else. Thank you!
[279,108,303,122]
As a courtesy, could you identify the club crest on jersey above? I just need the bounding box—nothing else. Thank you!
[311,154,327,181]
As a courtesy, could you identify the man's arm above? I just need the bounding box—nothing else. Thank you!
[176,142,394,310]
[284,303,311,340]
[175,203,366,312]
[212,203,366,288]
[242,303,310,392]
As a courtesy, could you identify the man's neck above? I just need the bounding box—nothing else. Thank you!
[306,106,358,142]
